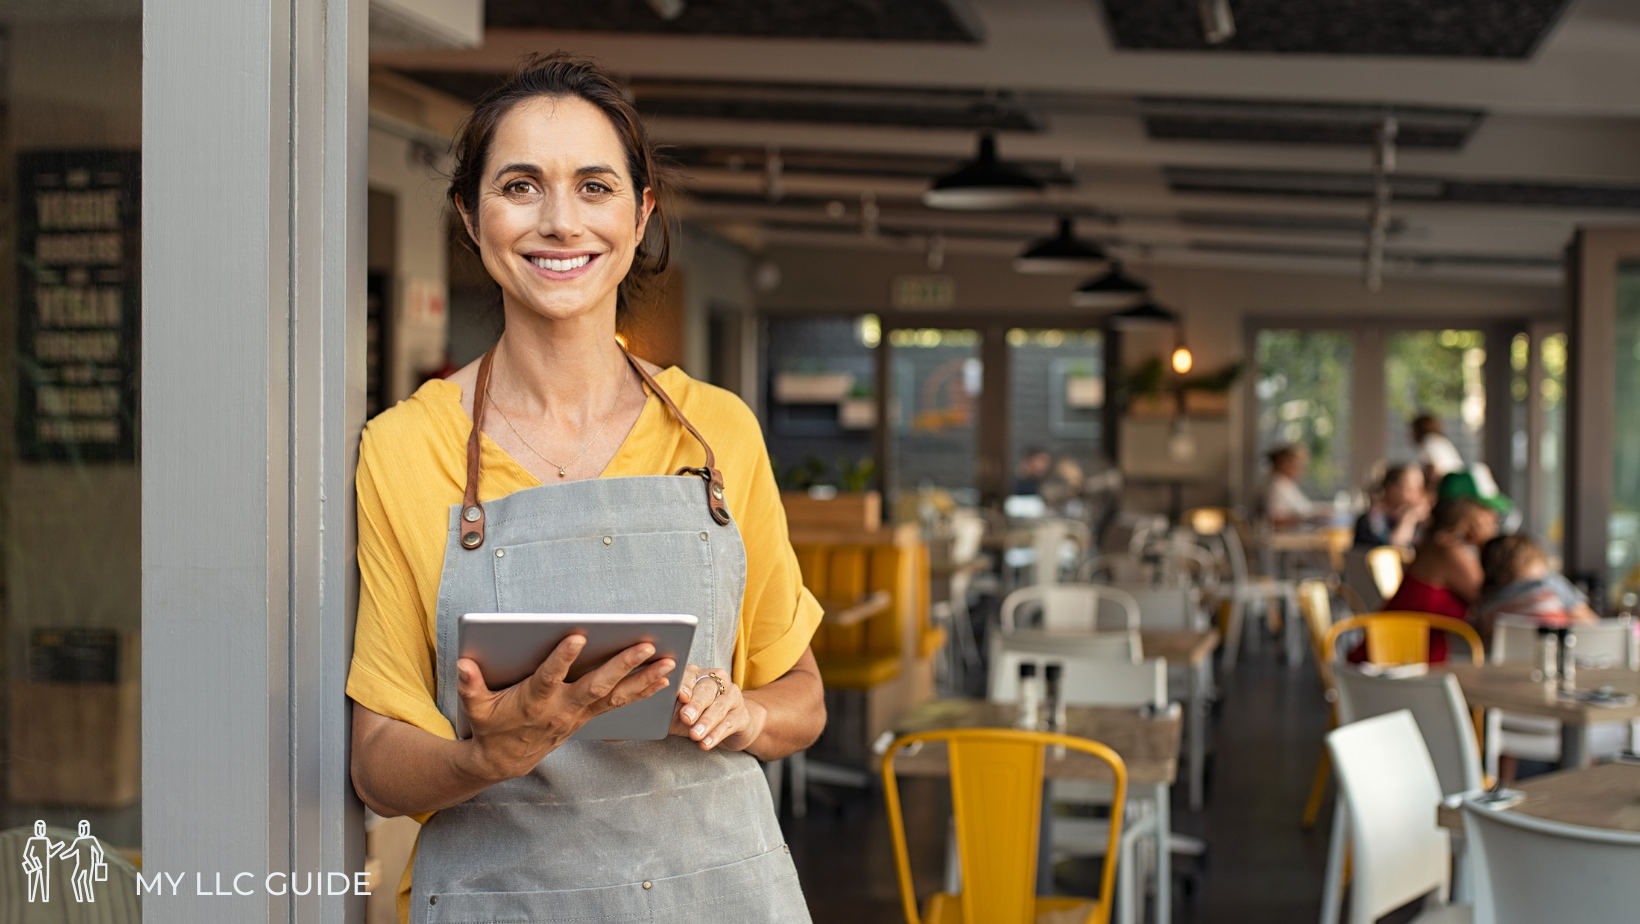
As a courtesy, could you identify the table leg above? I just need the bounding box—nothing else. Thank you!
[1283,587,1304,670]
[1189,661,1207,811]
[1320,800,1345,924]
[1561,722,1593,769]
[1155,782,1172,924]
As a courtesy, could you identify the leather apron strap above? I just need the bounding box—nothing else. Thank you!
[457,343,730,551]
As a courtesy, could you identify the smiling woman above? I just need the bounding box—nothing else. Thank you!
[346,54,824,923]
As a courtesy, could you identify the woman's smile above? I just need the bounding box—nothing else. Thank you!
[524,251,599,279]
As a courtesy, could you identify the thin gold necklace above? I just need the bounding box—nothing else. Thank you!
[486,379,622,479]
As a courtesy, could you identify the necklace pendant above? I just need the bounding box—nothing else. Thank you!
[557,467,567,478]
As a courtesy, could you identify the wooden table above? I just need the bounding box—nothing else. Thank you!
[1441,664,1640,767]
[1438,761,1640,832]
[887,698,1181,924]
[816,590,892,627]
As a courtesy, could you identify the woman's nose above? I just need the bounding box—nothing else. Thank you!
[535,191,584,239]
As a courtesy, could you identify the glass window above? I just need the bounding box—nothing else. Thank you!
[1537,332,1568,561]
[1611,263,1640,600]
[1254,330,1353,497]
[889,327,980,505]
[2,3,143,856]
[1384,329,1487,471]
[1006,328,1102,497]
[762,315,876,493]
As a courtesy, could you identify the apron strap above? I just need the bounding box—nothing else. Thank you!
[620,347,733,526]
[458,347,497,550]
[457,342,732,552]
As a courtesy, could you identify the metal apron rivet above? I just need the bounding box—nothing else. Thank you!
[642,881,652,890]
[462,506,481,523]
[711,484,725,500]
[429,895,438,905]
[461,532,481,549]
[495,549,505,558]
[603,536,613,545]
[700,531,709,541]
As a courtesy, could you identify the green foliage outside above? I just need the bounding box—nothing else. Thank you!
[1255,331,1352,495]
[1612,263,1640,596]
[1384,329,1484,433]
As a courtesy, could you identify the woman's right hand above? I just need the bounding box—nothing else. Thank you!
[455,634,675,782]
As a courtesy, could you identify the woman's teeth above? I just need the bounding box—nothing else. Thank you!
[529,254,591,272]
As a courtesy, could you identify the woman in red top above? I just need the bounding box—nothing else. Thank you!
[1378,497,1497,662]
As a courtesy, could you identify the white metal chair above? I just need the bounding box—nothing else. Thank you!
[989,627,1143,675]
[1328,669,1485,919]
[1484,616,1635,777]
[999,582,1141,634]
[1461,795,1640,924]
[1325,710,1470,924]
[1343,549,1387,612]
[1183,506,1301,671]
[1116,585,1207,633]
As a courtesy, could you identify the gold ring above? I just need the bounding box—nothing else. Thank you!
[698,671,726,695]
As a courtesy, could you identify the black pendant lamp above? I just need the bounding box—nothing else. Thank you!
[1106,300,1179,329]
[924,132,1045,210]
[1071,262,1148,308]
[1013,217,1108,275]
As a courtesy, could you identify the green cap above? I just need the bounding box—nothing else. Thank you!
[1438,467,1514,514]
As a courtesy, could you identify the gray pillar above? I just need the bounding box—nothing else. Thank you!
[142,0,366,920]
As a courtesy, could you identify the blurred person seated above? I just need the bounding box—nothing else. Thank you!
[1353,463,1430,549]
[1367,497,1498,663]
[1012,446,1052,496]
[1472,533,1597,646]
[1037,456,1086,516]
[1256,444,1331,529]
[1437,464,1520,533]
[1411,413,1464,484]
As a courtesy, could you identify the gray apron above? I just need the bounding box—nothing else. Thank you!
[409,348,810,924]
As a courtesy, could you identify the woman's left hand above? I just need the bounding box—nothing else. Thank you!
[672,665,767,751]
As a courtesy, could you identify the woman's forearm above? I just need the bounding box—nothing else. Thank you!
[740,648,826,762]
[350,703,501,817]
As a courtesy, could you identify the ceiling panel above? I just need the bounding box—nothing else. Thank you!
[1165,166,1640,209]
[483,0,985,43]
[1139,97,1483,149]
[1100,0,1572,58]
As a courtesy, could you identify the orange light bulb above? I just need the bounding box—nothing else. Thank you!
[1171,346,1194,374]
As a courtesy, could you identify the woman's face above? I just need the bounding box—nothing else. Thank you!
[462,95,653,324]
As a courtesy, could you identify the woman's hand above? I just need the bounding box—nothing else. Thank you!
[671,665,767,752]
[457,634,675,782]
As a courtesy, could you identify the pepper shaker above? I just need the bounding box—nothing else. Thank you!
[1016,661,1041,730]
[1536,625,1558,683]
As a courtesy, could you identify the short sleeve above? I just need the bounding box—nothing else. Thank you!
[726,410,822,690]
[346,429,455,739]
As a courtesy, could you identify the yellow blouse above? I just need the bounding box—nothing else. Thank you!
[346,366,821,740]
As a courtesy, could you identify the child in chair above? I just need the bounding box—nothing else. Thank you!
[1473,533,1598,646]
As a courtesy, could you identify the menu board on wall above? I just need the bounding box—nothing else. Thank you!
[15,150,140,462]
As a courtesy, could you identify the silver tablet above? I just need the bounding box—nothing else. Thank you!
[455,612,697,741]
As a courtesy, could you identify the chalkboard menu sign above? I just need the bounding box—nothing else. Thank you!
[15,150,140,462]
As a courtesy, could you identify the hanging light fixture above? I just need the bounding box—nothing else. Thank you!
[1106,301,1179,328]
[1013,217,1107,275]
[1071,262,1149,308]
[924,131,1045,210]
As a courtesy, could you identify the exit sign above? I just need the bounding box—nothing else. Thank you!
[891,274,955,310]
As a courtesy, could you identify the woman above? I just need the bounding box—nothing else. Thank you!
[1352,463,1429,549]
[1379,496,1497,662]
[347,54,824,923]
[1257,444,1315,529]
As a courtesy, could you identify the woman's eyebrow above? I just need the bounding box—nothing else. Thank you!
[491,162,539,181]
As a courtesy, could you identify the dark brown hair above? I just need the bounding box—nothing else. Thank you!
[1411,413,1442,440]
[1480,533,1546,592]
[446,52,672,317]
[1427,496,1486,537]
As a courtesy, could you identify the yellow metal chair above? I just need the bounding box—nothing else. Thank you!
[1295,579,1340,829]
[1364,545,1407,601]
[882,728,1127,924]
[1322,612,1483,667]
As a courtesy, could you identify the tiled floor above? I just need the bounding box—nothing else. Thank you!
[787,635,1351,923]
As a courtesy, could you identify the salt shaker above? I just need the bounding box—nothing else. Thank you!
[1044,662,1067,757]
[1016,661,1042,730]
[1536,625,1558,683]
[1557,629,1577,692]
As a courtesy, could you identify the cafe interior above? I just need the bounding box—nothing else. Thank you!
[6,0,1640,922]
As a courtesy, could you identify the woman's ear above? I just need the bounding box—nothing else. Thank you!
[455,195,480,246]
[635,187,655,237]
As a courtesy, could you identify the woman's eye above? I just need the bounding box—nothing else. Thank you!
[583,181,612,196]
[504,179,537,196]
